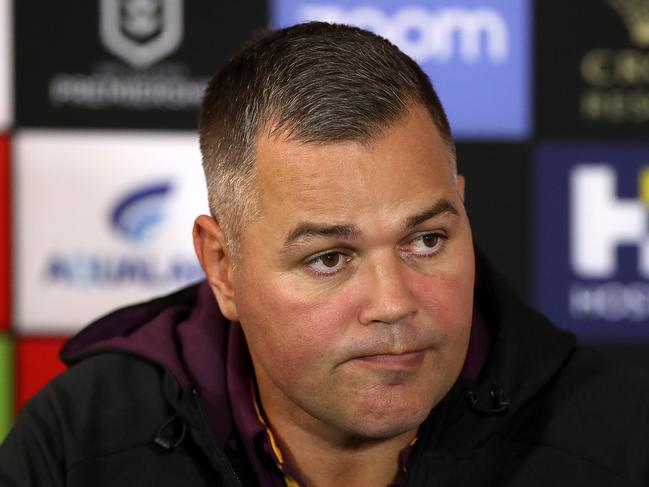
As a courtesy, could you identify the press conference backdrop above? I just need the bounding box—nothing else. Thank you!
[0,0,648,439]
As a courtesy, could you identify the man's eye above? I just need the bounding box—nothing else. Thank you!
[405,232,447,257]
[305,252,350,276]
[320,253,341,267]
[422,234,440,248]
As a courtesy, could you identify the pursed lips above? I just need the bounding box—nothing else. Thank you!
[353,348,428,368]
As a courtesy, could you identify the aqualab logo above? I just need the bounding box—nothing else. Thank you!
[110,181,173,241]
[45,180,202,288]
[100,0,183,69]
[536,145,649,341]
[273,0,531,139]
[14,131,209,330]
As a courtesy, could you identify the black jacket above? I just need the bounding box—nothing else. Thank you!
[1,260,648,486]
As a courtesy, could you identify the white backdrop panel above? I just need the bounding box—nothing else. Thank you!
[14,130,209,334]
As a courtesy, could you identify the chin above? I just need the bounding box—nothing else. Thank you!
[344,403,432,441]
[347,419,424,443]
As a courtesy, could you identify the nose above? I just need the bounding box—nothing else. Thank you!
[357,252,418,325]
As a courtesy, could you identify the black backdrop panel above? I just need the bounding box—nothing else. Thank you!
[536,0,649,138]
[14,1,267,129]
[457,143,532,301]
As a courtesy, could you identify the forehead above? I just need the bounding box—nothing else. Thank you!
[253,104,457,225]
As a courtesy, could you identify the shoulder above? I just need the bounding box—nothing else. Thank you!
[548,345,649,417]
[17,352,179,468]
[513,346,649,482]
[1,352,229,486]
[30,351,175,415]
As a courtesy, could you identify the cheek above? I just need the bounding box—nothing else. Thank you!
[236,273,364,371]
[409,264,475,335]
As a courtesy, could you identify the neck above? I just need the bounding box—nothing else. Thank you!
[257,396,418,487]
[287,428,415,487]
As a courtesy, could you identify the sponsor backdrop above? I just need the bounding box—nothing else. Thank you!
[535,144,649,341]
[0,0,10,130]
[14,131,207,332]
[14,0,266,129]
[536,0,649,138]
[0,136,8,331]
[0,0,647,440]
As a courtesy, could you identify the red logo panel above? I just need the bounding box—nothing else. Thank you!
[16,337,67,410]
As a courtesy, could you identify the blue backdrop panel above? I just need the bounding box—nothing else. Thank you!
[535,143,649,343]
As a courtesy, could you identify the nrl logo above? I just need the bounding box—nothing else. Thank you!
[100,0,183,69]
[607,0,649,47]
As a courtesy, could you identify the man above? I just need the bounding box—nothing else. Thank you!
[1,22,648,487]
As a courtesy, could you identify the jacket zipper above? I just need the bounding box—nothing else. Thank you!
[189,387,243,487]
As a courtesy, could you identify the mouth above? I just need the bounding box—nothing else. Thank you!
[353,349,427,368]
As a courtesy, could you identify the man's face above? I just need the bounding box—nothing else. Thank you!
[232,104,475,442]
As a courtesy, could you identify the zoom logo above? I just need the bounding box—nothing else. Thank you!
[274,0,531,139]
[295,5,508,65]
[110,181,172,242]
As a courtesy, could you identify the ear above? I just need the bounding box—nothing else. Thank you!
[193,215,239,321]
[456,174,466,203]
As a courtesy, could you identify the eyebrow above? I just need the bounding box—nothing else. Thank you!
[285,223,361,247]
[403,198,459,230]
[283,198,459,248]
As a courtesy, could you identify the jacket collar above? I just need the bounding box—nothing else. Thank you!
[410,254,577,462]
[473,254,576,417]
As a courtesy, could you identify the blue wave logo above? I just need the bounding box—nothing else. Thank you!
[110,182,173,241]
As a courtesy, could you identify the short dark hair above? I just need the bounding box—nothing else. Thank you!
[199,22,455,249]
